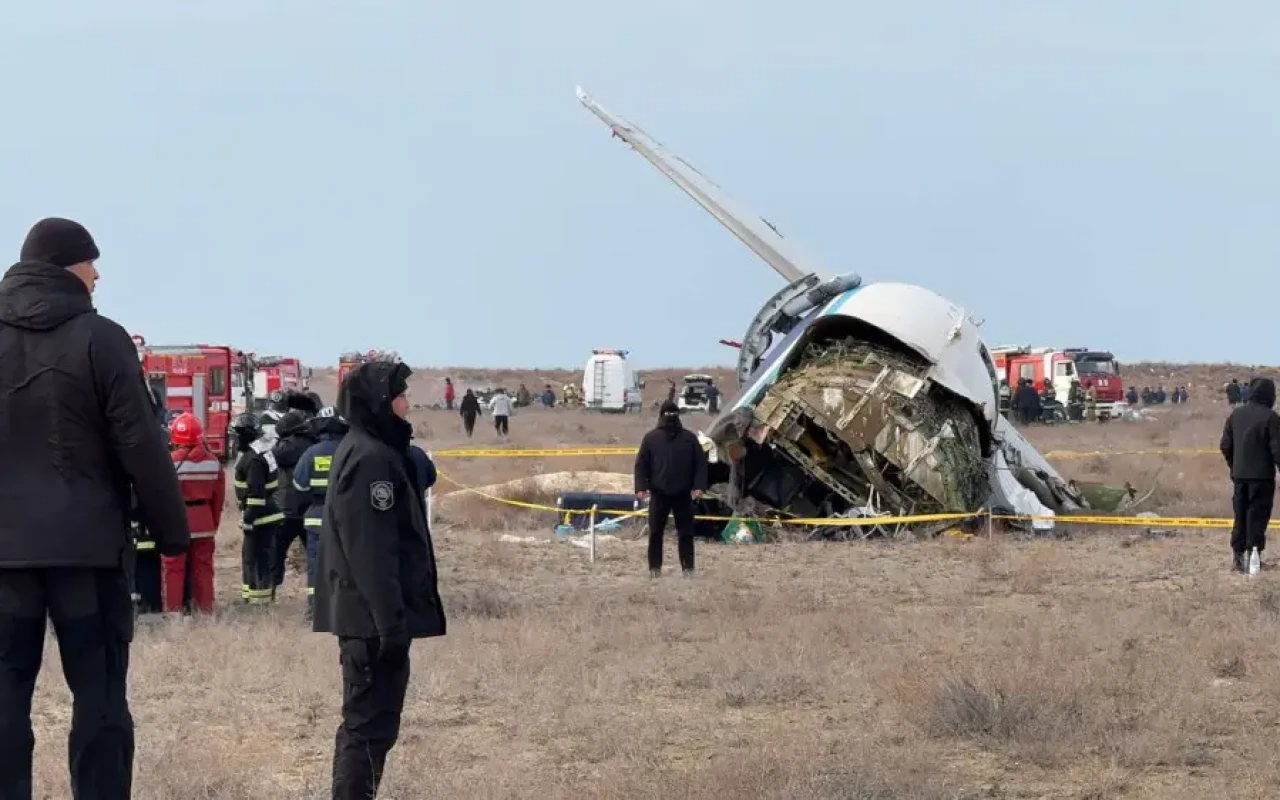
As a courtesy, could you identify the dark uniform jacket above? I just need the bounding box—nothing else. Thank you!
[313,361,446,642]
[234,439,283,529]
[634,420,709,495]
[1221,378,1280,482]
[273,431,316,520]
[293,433,343,527]
[0,261,188,567]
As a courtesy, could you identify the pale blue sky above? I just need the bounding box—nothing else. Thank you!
[3,1,1276,369]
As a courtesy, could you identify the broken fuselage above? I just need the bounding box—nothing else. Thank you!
[576,87,1086,532]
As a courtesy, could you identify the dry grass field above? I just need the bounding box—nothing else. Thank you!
[27,362,1280,799]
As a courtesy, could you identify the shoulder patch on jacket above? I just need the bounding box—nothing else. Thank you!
[371,481,395,511]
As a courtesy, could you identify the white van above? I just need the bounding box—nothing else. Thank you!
[583,349,641,413]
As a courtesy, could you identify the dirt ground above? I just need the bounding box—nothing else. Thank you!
[28,362,1280,799]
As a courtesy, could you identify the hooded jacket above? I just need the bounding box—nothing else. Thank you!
[0,262,189,566]
[1221,377,1280,482]
[634,401,709,495]
[313,360,446,641]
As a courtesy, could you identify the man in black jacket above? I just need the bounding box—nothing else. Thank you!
[314,360,446,799]
[635,400,710,577]
[0,217,190,798]
[1220,377,1280,572]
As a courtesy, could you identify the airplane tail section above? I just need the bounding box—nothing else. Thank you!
[576,86,819,285]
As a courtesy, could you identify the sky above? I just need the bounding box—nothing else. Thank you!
[2,1,1278,370]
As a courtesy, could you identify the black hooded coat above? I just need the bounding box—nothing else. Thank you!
[634,400,709,495]
[0,261,188,566]
[312,360,446,642]
[1221,377,1280,482]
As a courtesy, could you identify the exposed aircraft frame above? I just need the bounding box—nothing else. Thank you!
[576,87,1088,533]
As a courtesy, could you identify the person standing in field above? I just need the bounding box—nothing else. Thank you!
[0,217,190,797]
[1220,377,1280,573]
[314,360,446,799]
[443,377,455,411]
[459,388,481,437]
[634,400,709,577]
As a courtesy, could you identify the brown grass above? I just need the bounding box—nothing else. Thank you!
[27,363,1280,798]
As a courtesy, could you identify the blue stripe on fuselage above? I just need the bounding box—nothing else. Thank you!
[729,284,863,411]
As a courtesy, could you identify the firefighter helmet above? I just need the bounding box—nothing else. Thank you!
[170,413,203,447]
[276,410,309,439]
[269,390,288,411]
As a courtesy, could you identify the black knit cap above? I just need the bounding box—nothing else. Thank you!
[19,217,100,268]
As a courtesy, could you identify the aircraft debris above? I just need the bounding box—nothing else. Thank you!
[576,86,1133,536]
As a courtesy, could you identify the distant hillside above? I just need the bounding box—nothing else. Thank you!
[307,362,1280,407]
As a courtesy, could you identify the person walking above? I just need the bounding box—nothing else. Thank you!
[443,377,455,411]
[634,400,709,577]
[314,360,446,799]
[0,217,190,798]
[459,389,481,438]
[1220,377,1280,573]
[489,388,512,439]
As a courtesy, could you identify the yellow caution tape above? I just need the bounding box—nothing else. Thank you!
[435,471,1232,529]
[434,446,1222,461]
[432,447,639,458]
[1043,447,1218,459]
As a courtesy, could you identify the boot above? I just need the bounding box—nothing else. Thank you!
[1233,552,1246,573]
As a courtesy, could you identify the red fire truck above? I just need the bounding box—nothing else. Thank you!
[250,355,310,411]
[338,349,400,384]
[990,345,1126,418]
[132,335,254,459]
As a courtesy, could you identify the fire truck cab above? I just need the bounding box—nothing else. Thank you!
[250,355,311,411]
[132,334,253,460]
[338,349,401,384]
[990,345,1125,419]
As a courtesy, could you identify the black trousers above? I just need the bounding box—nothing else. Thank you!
[1232,480,1274,554]
[0,567,134,800]
[272,517,307,587]
[241,525,278,604]
[494,415,509,436]
[462,413,476,437]
[648,492,696,571]
[333,636,411,800]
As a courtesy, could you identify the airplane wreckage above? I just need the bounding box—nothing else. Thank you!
[576,87,1138,537]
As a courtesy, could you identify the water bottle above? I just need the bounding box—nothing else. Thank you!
[1249,547,1261,576]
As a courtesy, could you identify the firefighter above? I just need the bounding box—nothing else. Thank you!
[1084,382,1098,422]
[314,361,446,798]
[563,383,580,406]
[165,412,224,613]
[257,389,289,441]
[232,412,283,605]
[130,491,164,613]
[1066,379,1085,422]
[271,410,317,595]
[293,406,350,619]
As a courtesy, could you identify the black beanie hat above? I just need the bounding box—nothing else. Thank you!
[20,217,100,268]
